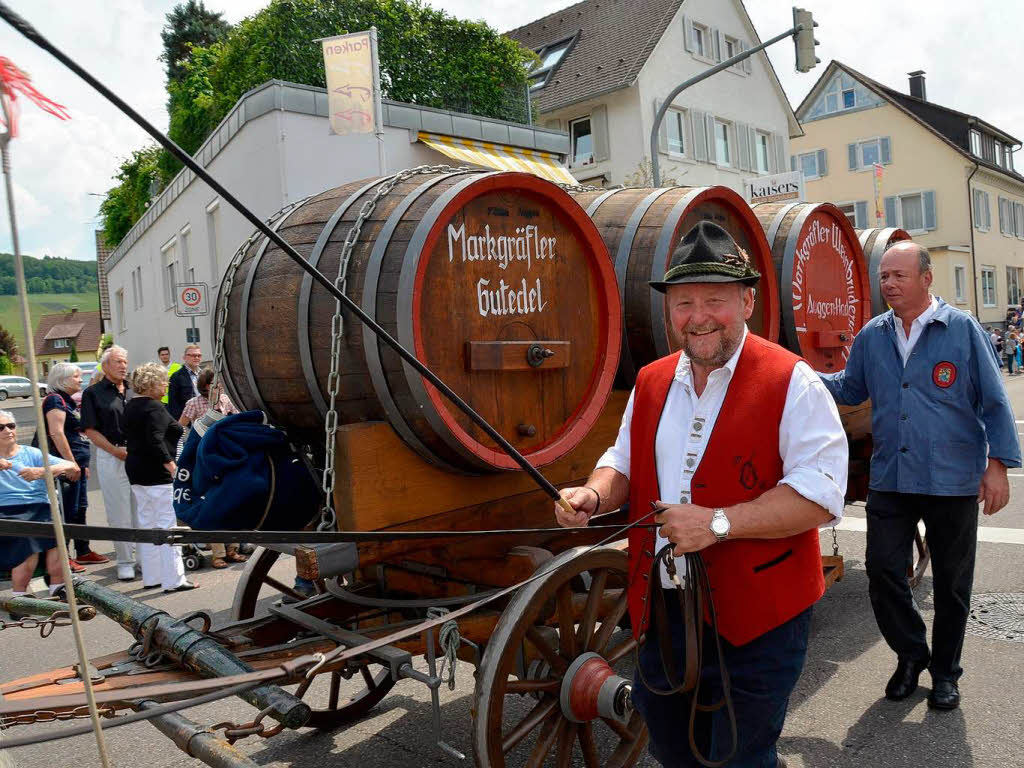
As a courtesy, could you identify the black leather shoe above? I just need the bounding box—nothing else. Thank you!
[885,659,928,700]
[928,679,960,710]
[163,581,199,593]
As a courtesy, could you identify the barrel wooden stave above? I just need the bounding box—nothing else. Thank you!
[219,171,621,474]
[572,186,779,388]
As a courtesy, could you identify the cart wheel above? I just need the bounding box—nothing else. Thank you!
[231,546,396,729]
[473,545,647,768]
[183,554,201,571]
[909,530,930,590]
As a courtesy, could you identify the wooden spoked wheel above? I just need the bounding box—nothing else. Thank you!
[909,530,930,590]
[231,546,396,729]
[473,546,647,768]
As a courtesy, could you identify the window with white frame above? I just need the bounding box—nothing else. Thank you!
[161,237,179,309]
[1015,201,1024,239]
[973,188,991,231]
[982,266,996,307]
[131,266,143,310]
[954,265,967,304]
[849,137,892,170]
[714,120,731,167]
[885,190,936,233]
[970,129,981,156]
[52,338,69,350]
[723,35,737,61]
[692,22,710,58]
[797,150,824,179]
[206,199,221,279]
[900,193,925,231]
[997,143,1006,168]
[569,117,593,167]
[180,226,195,283]
[1008,266,1022,306]
[842,88,856,109]
[836,202,869,229]
[755,131,770,173]
[528,36,575,90]
[665,109,686,155]
[116,288,126,331]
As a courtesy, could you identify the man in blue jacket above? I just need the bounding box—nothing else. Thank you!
[820,242,1020,711]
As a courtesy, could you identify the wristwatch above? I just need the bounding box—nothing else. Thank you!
[709,508,731,541]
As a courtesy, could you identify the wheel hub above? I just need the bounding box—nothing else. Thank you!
[559,652,632,723]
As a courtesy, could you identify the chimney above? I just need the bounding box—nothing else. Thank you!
[70,307,78,314]
[908,70,926,100]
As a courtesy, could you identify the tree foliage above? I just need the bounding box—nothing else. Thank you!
[98,145,165,248]
[0,354,11,375]
[0,325,18,359]
[0,254,98,296]
[160,0,232,83]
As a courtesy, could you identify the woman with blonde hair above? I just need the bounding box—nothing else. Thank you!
[123,362,196,592]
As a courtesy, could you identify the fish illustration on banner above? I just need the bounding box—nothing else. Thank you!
[321,29,381,136]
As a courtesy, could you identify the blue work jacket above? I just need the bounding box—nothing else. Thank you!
[820,299,1021,495]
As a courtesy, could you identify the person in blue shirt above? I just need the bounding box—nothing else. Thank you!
[820,242,1020,712]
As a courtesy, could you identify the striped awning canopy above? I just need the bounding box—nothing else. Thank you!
[417,132,578,186]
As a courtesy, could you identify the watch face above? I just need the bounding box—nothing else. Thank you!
[711,517,729,535]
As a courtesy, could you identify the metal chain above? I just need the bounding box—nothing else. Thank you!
[0,609,72,638]
[317,164,479,531]
[556,181,608,193]
[831,525,840,557]
[0,704,116,729]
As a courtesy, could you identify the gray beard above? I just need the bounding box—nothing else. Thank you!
[680,327,744,368]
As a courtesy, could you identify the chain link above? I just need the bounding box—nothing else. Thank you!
[210,704,284,744]
[0,704,116,729]
[0,609,72,638]
[317,164,479,531]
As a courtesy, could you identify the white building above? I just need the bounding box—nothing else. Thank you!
[103,80,571,365]
[507,0,802,190]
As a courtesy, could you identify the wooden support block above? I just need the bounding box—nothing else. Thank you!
[822,554,845,589]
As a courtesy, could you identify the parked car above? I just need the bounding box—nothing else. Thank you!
[75,361,100,380]
[0,375,36,400]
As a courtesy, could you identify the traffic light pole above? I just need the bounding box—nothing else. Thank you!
[650,23,810,187]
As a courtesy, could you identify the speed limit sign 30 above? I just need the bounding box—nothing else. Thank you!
[174,282,210,317]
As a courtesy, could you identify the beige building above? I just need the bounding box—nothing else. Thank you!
[792,61,1024,325]
[507,0,801,191]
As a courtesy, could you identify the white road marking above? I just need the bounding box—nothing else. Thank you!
[835,516,1024,545]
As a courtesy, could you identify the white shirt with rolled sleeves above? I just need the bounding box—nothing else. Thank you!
[596,328,849,587]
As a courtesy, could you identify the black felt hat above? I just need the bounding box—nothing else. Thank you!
[649,221,760,293]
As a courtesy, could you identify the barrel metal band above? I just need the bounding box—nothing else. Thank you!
[397,171,504,473]
[298,178,390,419]
[361,171,475,470]
[584,188,622,217]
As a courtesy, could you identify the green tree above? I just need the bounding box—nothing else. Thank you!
[0,325,18,359]
[0,354,11,376]
[99,145,165,247]
[160,0,232,83]
[69,341,79,363]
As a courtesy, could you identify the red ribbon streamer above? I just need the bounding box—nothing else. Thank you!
[0,56,70,137]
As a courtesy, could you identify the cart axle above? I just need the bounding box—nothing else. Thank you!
[560,652,633,724]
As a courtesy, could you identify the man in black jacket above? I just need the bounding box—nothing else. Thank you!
[166,345,202,419]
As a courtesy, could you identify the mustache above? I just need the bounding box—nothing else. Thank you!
[683,324,724,334]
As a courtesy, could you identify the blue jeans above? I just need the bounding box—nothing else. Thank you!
[632,595,812,768]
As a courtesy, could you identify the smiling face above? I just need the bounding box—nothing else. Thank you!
[666,282,754,368]
[879,243,932,315]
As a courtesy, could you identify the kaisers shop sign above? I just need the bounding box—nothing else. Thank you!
[745,170,804,204]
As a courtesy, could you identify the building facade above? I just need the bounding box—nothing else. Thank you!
[103,80,570,365]
[508,0,802,191]
[32,308,101,377]
[792,62,1024,325]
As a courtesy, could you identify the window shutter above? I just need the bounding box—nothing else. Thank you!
[714,29,723,62]
[692,109,708,162]
[544,118,560,131]
[773,133,786,174]
[683,16,694,52]
[655,99,668,153]
[923,190,937,230]
[880,136,892,164]
[748,129,758,172]
[737,123,751,171]
[999,197,1007,234]
[791,154,796,172]
[848,143,858,170]
[591,104,609,163]
[985,192,992,230]
[706,113,717,162]
[816,149,828,177]
[683,110,695,160]
[855,201,868,228]
[742,42,752,73]
[884,196,898,227]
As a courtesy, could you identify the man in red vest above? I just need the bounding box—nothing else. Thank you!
[556,222,848,767]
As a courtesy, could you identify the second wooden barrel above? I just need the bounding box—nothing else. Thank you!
[571,186,779,387]
[857,227,911,315]
[218,170,621,474]
[753,202,871,373]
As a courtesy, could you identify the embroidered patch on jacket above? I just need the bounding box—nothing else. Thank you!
[932,361,957,388]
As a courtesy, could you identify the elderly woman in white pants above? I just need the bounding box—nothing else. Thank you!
[123,363,197,592]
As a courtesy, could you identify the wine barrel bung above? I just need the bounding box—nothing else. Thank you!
[857,227,911,316]
[752,202,872,373]
[571,186,779,388]
[218,170,621,474]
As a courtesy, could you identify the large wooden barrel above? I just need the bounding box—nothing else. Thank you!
[570,186,779,387]
[218,170,621,474]
[752,202,871,373]
[857,227,911,316]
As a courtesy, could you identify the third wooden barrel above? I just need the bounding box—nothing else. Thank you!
[857,227,911,316]
[571,186,779,387]
[753,201,871,373]
[217,170,621,474]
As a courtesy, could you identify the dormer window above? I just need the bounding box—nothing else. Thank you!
[970,129,981,156]
[528,35,576,91]
[53,338,69,350]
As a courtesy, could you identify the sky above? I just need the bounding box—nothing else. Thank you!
[0,0,1019,263]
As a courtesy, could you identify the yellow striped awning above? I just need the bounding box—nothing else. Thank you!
[417,131,578,186]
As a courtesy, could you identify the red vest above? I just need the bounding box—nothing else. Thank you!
[626,334,825,647]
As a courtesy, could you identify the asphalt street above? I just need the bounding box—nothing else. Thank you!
[2,377,1024,768]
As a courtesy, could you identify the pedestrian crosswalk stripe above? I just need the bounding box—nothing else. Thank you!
[835,516,1024,545]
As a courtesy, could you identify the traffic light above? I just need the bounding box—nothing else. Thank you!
[793,7,820,73]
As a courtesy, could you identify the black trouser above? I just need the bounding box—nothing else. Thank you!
[865,490,978,681]
[61,476,90,557]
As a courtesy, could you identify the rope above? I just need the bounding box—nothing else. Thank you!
[0,105,112,768]
[426,607,460,690]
